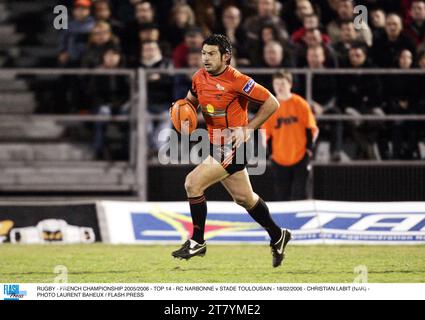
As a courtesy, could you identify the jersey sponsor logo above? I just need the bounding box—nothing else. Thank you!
[216,83,225,91]
[206,104,215,114]
[275,116,299,128]
[242,79,255,94]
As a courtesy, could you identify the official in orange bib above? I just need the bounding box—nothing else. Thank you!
[262,71,319,201]
[172,35,292,268]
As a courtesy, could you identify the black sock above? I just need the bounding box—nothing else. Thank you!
[188,195,207,244]
[247,198,281,243]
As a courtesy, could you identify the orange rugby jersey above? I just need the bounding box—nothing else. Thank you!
[262,94,318,166]
[191,66,271,144]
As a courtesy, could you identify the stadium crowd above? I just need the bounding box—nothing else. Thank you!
[57,0,425,160]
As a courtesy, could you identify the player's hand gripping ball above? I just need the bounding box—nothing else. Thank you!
[170,99,198,135]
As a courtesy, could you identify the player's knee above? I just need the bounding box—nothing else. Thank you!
[233,194,252,209]
[234,193,258,209]
[184,174,202,197]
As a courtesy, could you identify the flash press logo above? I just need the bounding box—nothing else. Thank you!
[3,284,27,300]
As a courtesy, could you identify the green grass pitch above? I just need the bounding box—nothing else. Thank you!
[1,244,424,283]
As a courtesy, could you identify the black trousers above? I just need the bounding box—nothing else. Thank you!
[271,154,310,201]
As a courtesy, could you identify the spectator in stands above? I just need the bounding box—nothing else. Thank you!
[138,23,160,42]
[303,45,342,160]
[282,0,316,35]
[327,0,372,46]
[173,48,202,100]
[256,41,296,91]
[192,1,217,35]
[262,40,295,69]
[172,27,204,68]
[291,13,330,45]
[166,3,196,49]
[304,45,338,115]
[292,0,316,33]
[215,5,250,66]
[248,22,294,68]
[369,7,387,33]
[89,48,130,160]
[338,43,386,159]
[93,0,123,36]
[296,28,338,68]
[372,13,416,67]
[82,21,120,68]
[139,41,173,154]
[404,0,425,47]
[243,0,288,42]
[122,1,156,66]
[384,49,420,159]
[333,20,366,64]
[58,0,95,67]
[140,23,173,57]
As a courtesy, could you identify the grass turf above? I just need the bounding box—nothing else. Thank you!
[1,244,424,283]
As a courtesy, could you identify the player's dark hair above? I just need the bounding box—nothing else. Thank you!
[202,34,232,64]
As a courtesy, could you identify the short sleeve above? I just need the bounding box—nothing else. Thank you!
[234,74,271,103]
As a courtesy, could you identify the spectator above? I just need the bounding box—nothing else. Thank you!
[384,49,420,159]
[291,13,330,45]
[166,3,195,49]
[404,0,425,47]
[304,46,337,112]
[243,0,288,42]
[138,23,160,42]
[133,0,156,24]
[256,41,296,91]
[93,0,123,36]
[338,43,386,159]
[139,41,173,154]
[303,45,342,160]
[372,13,416,67]
[58,0,95,67]
[215,5,250,65]
[88,48,130,159]
[172,27,204,68]
[122,1,156,64]
[262,40,295,68]
[173,48,202,100]
[369,7,387,33]
[248,22,295,68]
[193,0,217,35]
[261,70,319,201]
[327,0,372,46]
[333,20,367,64]
[82,21,120,68]
[292,0,316,34]
[139,22,173,59]
[296,28,338,67]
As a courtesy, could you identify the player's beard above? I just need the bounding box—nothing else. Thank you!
[205,61,226,75]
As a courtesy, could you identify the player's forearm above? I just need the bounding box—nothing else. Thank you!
[246,95,279,130]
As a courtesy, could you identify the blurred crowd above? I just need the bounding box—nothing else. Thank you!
[56,0,425,160]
